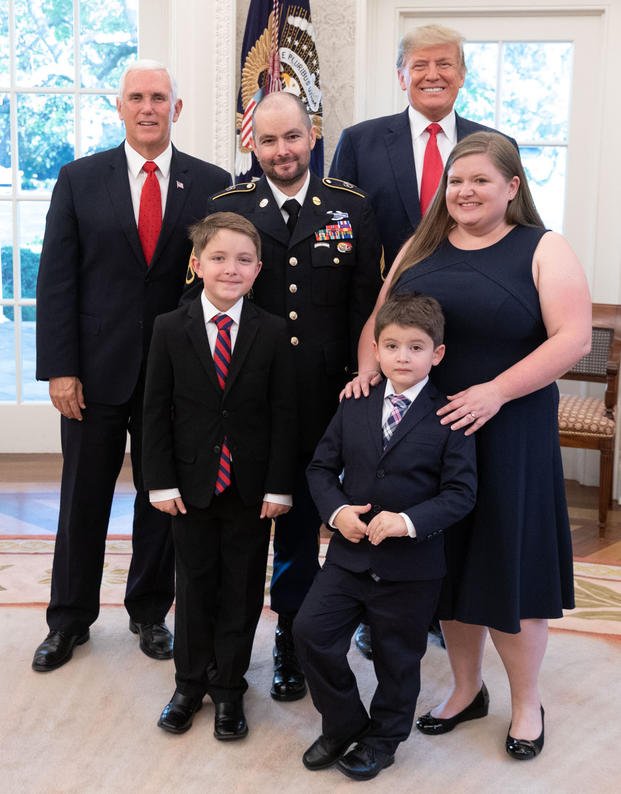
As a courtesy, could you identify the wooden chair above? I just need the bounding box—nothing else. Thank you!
[558,303,621,537]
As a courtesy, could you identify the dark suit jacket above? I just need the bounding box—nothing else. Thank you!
[191,172,383,455]
[307,381,477,581]
[142,297,297,509]
[329,109,518,267]
[36,142,231,404]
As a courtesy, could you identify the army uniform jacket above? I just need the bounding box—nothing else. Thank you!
[202,172,383,455]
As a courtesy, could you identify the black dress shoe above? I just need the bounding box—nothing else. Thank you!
[158,690,203,734]
[214,701,248,740]
[506,706,544,760]
[129,619,173,660]
[303,723,370,771]
[337,743,395,781]
[32,630,90,672]
[271,615,307,701]
[416,683,489,735]
[354,623,373,660]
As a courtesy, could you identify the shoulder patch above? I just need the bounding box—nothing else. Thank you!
[322,177,366,198]
[212,181,257,200]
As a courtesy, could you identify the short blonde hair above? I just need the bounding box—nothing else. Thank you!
[397,24,466,72]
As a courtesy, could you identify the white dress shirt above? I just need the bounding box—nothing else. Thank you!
[149,293,292,507]
[124,140,172,223]
[329,376,430,538]
[266,171,311,223]
[408,107,457,196]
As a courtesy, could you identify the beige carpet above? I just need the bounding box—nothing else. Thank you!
[1,605,618,794]
[3,537,621,637]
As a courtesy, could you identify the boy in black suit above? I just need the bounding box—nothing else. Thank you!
[142,212,296,741]
[294,293,477,780]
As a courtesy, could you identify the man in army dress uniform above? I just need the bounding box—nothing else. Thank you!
[201,92,383,701]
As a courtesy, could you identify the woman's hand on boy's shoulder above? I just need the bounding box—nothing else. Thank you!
[340,370,382,401]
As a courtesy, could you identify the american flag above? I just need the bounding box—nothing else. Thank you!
[235,0,323,180]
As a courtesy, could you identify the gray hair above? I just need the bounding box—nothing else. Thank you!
[118,59,178,104]
[396,24,466,72]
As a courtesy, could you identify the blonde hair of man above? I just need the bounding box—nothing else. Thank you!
[396,23,466,72]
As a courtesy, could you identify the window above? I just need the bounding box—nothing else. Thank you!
[0,0,138,402]
[455,41,572,232]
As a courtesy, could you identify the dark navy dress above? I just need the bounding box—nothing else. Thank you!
[395,225,574,633]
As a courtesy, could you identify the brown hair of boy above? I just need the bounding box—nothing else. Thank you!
[189,211,262,260]
[374,292,445,348]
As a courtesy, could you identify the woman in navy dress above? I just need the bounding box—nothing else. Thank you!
[346,132,591,759]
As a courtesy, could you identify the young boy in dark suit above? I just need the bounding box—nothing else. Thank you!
[142,212,296,741]
[294,293,477,780]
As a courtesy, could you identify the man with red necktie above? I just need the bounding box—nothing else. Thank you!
[33,60,230,673]
[330,23,518,271]
[330,23,517,659]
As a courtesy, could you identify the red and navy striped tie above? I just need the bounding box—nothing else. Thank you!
[212,313,234,493]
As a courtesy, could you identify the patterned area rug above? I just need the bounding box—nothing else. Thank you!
[1,537,620,637]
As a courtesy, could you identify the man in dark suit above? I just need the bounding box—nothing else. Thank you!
[294,293,477,780]
[32,60,231,672]
[143,211,297,740]
[330,23,518,270]
[330,24,516,657]
[202,91,383,701]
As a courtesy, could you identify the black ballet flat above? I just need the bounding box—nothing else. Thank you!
[506,706,544,760]
[416,683,489,735]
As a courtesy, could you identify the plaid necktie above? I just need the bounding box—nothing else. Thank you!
[382,393,411,449]
[212,313,234,493]
[138,161,162,265]
[419,123,443,215]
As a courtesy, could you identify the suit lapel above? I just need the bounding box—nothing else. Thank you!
[225,300,259,394]
[380,382,440,456]
[366,385,386,458]
[185,297,220,391]
[385,109,421,229]
[105,144,146,270]
[150,145,192,270]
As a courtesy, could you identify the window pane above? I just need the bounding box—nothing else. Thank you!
[22,307,47,401]
[0,93,10,194]
[0,1,8,85]
[15,0,74,88]
[79,0,139,89]
[19,201,47,299]
[455,42,498,127]
[0,200,12,298]
[0,312,16,400]
[501,43,572,141]
[17,94,74,191]
[80,95,124,155]
[520,146,566,233]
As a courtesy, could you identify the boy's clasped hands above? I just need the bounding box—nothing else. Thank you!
[333,504,409,545]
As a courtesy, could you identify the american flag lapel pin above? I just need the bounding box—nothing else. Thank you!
[176,180,184,189]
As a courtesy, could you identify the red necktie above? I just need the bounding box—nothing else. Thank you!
[138,161,162,265]
[212,313,234,494]
[419,123,443,215]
